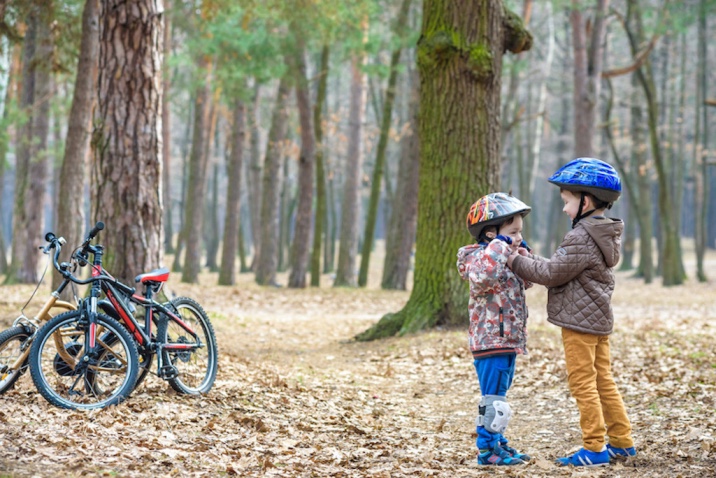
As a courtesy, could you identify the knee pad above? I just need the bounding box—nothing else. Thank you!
[477,395,512,434]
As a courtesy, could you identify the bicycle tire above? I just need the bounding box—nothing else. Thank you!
[29,310,139,410]
[0,325,33,394]
[160,297,218,394]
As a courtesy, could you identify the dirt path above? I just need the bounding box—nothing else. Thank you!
[1,264,715,477]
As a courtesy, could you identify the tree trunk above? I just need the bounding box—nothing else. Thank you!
[334,54,367,287]
[694,1,708,282]
[255,77,289,286]
[571,0,609,157]
[248,83,262,270]
[626,0,683,286]
[7,11,36,284]
[358,0,531,340]
[218,100,245,285]
[162,1,174,254]
[358,0,412,288]
[53,0,99,295]
[0,35,13,273]
[381,67,419,291]
[93,0,163,285]
[287,45,315,288]
[180,64,212,283]
[18,6,53,283]
[310,45,329,287]
[205,161,220,272]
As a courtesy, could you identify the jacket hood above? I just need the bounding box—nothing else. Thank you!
[578,216,623,267]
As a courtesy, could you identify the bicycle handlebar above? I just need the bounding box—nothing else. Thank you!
[43,222,113,285]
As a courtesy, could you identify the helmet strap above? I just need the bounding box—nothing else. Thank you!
[572,192,597,228]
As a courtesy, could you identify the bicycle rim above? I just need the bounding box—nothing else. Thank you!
[29,311,139,409]
[162,297,217,394]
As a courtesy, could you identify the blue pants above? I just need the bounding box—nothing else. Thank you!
[473,354,516,451]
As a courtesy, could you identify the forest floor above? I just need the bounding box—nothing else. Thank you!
[1,245,715,478]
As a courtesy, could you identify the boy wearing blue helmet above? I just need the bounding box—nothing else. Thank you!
[507,158,636,467]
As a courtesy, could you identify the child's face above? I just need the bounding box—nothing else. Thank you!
[498,215,523,248]
[560,190,583,220]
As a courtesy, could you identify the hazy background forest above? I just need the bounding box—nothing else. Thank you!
[0,0,714,300]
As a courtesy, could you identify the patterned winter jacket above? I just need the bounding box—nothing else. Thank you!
[457,240,531,358]
[511,216,623,335]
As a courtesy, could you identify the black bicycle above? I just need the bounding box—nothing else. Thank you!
[29,222,218,409]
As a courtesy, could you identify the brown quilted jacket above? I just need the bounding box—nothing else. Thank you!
[511,216,623,335]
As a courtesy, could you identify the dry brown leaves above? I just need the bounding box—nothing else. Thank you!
[0,259,715,478]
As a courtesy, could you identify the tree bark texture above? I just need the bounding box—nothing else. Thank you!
[180,65,212,283]
[288,45,315,289]
[8,11,36,284]
[358,0,411,288]
[218,100,245,285]
[53,0,99,294]
[310,45,329,287]
[93,0,164,285]
[255,78,289,286]
[694,0,708,282]
[0,36,11,273]
[381,68,419,291]
[358,0,531,340]
[571,0,609,157]
[334,54,367,287]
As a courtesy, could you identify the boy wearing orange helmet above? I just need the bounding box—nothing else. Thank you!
[457,192,533,466]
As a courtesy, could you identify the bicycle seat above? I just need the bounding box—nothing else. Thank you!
[134,267,170,284]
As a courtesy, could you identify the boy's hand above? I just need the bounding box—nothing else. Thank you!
[507,250,519,268]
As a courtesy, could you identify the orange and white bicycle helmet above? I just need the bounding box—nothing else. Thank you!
[466,192,531,240]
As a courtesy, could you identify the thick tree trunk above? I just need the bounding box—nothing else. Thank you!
[288,45,315,288]
[180,65,212,283]
[93,0,163,285]
[162,2,174,254]
[358,0,411,287]
[218,100,245,285]
[255,78,289,286]
[358,0,531,340]
[7,12,36,284]
[53,0,99,295]
[310,45,329,287]
[334,54,367,287]
[571,0,609,157]
[381,68,419,291]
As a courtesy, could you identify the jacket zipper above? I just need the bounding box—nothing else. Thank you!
[499,307,504,337]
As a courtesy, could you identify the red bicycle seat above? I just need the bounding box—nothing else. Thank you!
[134,267,170,284]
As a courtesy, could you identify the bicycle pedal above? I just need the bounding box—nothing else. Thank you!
[159,365,178,379]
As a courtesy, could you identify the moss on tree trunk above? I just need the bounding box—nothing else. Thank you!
[358,0,531,341]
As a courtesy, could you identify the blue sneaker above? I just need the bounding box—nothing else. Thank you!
[607,444,636,460]
[500,443,532,462]
[478,445,526,466]
[556,447,609,467]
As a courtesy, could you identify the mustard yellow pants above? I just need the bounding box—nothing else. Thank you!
[562,328,634,452]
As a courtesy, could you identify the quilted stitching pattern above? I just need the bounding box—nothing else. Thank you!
[511,222,620,335]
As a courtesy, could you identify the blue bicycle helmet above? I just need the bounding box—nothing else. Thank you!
[548,157,621,203]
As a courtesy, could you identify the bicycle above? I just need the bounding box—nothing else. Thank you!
[0,233,123,395]
[29,222,218,409]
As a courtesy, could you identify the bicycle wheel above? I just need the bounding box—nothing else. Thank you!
[0,325,33,394]
[29,310,139,410]
[161,297,217,394]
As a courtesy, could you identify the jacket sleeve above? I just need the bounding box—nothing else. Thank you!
[457,240,512,294]
[510,231,591,288]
